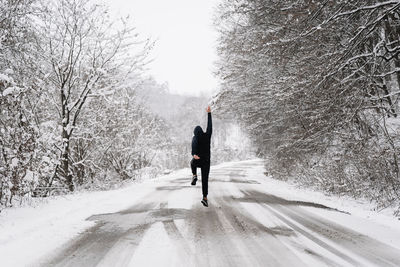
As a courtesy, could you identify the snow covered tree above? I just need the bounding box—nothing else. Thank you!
[68,80,168,186]
[35,0,152,191]
[0,0,40,206]
[215,0,400,211]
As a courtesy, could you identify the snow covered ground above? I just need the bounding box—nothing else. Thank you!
[1,159,400,266]
[0,171,185,267]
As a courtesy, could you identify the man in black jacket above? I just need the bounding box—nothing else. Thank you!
[191,105,212,207]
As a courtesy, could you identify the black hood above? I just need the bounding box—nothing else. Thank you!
[194,126,203,136]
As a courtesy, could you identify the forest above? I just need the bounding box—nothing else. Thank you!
[214,0,400,214]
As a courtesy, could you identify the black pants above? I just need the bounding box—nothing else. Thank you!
[191,158,210,197]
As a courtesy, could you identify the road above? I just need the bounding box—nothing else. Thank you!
[42,160,400,267]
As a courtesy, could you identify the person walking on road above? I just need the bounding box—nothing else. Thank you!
[191,106,212,207]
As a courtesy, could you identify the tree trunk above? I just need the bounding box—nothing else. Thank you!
[60,83,74,191]
[61,128,73,191]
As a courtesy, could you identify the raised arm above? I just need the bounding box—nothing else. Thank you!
[206,106,212,137]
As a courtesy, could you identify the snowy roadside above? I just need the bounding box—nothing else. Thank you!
[238,159,400,250]
[0,169,188,267]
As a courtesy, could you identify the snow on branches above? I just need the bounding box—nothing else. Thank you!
[215,0,400,213]
[0,0,160,207]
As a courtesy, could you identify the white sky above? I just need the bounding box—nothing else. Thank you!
[103,0,220,97]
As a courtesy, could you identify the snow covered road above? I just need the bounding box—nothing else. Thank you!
[3,159,400,266]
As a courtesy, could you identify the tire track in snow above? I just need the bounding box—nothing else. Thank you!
[274,203,400,266]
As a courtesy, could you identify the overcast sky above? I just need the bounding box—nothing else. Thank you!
[102,0,220,97]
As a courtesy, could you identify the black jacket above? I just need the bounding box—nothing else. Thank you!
[191,113,212,160]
